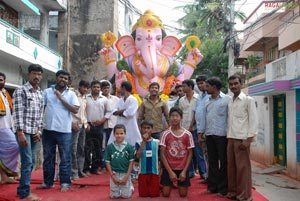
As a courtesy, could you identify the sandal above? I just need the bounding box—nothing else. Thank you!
[36,183,54,189]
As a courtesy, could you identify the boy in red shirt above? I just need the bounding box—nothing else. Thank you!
[160,107,195,197]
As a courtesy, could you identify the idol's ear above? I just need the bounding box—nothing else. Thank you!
[160,36,182,57]
[115,35,137,58]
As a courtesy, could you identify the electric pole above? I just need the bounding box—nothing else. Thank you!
[228,0,235,77]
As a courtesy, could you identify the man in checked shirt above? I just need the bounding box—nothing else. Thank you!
[13,64,44,201]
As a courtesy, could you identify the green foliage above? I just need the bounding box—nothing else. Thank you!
[244,55,262,68]
[177,0,246,40]
[166,61,179,77]
[176,0,247,92]
[116,59,130,72]
[193,36,229,92]
[283,1,299,9]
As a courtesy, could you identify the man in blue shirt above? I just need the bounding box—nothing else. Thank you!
[194,75,209,181]
[38,70,79,193]
[199,77,231,197]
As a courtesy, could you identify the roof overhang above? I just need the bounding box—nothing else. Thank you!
[1,0,40,15]
[249,80,290,96]
[248,79,300,96]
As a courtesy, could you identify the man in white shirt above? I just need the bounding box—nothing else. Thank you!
[100,80,119,147]
[71,80,89,179]
[107,81,141,146]
[226,74,258,201]
[84,80,110,175]
[99,80,119,170]
[178,79,199,178]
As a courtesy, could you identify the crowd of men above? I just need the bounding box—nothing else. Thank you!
[0,63,257,201]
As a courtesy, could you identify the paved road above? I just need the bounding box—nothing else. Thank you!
[251,161,300,201]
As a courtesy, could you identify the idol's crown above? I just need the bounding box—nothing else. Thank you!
[132,10,165,32]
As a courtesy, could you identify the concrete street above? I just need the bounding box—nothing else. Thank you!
[252,161,300,201]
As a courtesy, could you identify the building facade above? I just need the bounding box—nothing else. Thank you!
[240,1,300,179]
[0,0,65,91]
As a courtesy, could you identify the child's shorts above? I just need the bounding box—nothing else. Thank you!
[160,169,191,187]
[110,172,133,198]
[138,174,160,197]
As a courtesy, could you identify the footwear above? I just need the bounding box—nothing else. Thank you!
[226,193,237,200]
[0,177,18,184]
[200,179,208,184]
[36,183,54,189]
[72,176,79,181]
[79,172,88,178]
[200,174,207,180]
[204,189,217,194]
[200,176,208,184]
[84,171,91,176]
[90,171,102,175]
[22,194,42,201]
[216,193,226,197]
[60,186,70,192]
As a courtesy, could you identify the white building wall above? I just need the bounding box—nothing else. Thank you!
[250,50,300,179]
[251,96,273,165]
[266,50,300,82]
[0,61,23,87]
[286,90,297,177]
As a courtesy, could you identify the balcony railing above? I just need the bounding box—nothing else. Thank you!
[0,18,62,72]
[246,60,272,86]
[265,49,300,82]
[271,57,287,80]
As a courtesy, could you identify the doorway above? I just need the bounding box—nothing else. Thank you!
[273,94,286,166]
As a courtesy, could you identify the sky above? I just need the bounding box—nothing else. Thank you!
[129,0,264,37]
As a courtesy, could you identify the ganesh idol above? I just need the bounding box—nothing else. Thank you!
[98,10,203,100]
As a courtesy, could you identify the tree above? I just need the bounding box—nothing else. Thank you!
[177,0,246,40]
[176,0,246,91]
[194,35,229,92]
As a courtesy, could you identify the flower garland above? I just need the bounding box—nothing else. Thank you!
[160,74,176,102]
[159,61,179,102]
[125,71,142,105]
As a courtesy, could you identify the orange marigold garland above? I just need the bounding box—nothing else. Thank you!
[160,74,176,102]
[162,75,175,95]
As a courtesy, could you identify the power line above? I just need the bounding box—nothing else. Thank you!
[230,5,285,47]
[238,9,289,48]
[120,0,142,16]
[236,0,248,13]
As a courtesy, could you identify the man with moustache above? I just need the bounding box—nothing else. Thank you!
[226,74,258,201]
[194,75,209,181]
[38,70,79,193]
[13,64,44,201]
[199,77,231,197]
[84,80,110,175]
[71,80,90,180]
[138,82,169,140]
[174,84,184,107]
